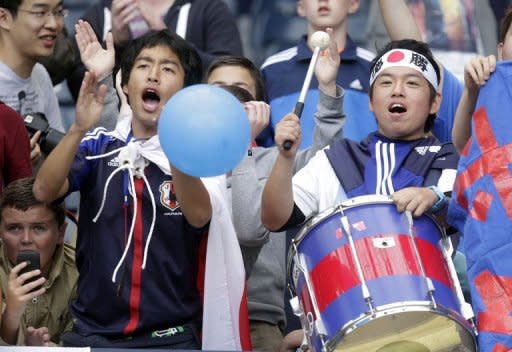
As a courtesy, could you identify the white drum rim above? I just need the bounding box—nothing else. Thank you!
[324,301,477,352]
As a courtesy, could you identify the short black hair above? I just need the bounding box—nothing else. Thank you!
[206,55,264,101]
[0,177,66,227]
[369,39,440,133]
[500,5,512,43]
[0,0,23,16]
[121,29,203,89]
[218,84,254,103]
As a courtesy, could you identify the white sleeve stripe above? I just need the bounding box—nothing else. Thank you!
[437,169,457,193]
[375,140,382,195]
[381,142,390,195]
[386,143,396,194]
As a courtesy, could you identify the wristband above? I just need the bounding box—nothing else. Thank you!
[428,185,447,213]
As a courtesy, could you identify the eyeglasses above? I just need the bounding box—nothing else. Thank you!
[17,7,69,21]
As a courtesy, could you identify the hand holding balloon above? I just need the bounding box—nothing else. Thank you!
[158,84,251,177]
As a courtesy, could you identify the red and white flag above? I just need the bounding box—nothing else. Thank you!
[202,176,252,351]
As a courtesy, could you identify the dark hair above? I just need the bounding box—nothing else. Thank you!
[218,84,254,103]
[499,6,512,43]
[0,177,66,226]
[121,29,203,89]
[0,0,22,16]
[369,39,440,133]
[206,55,264,101]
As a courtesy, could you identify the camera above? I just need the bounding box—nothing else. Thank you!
[24,112,65,155]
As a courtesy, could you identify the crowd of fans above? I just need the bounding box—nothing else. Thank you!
[0,0,511,351]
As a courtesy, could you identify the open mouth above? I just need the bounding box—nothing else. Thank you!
[388,103,407,114]
[318,6,330,14]
[142,88,161,113]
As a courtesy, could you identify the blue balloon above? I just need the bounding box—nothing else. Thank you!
[158,84,251,177]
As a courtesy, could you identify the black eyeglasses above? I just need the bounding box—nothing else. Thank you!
[16,7,69,21]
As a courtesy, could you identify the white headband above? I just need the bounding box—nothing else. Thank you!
[369,49,439,90]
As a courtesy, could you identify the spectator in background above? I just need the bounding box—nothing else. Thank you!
[257,0,375,149]
[207,55,264,101]
[0,0,67,131]
[364,0,498,81]
[0,102,32,194]
[452,5,512,153]
[67,0,243,101]
[37,27,76,86]
[0,0,118,171]
[447,7,512,352]
[0,177,78,346]
[206,29,346,351]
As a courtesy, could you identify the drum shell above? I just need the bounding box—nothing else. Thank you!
[288,196,474,352]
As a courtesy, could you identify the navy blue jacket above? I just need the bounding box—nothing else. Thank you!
[68,129,205,337]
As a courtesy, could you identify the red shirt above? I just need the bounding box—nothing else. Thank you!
[0,102,32,193]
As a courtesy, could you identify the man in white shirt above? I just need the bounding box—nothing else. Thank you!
[0,0,66,131]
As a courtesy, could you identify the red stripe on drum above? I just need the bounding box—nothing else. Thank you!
[417,237,454,290]
[306,234,453,312]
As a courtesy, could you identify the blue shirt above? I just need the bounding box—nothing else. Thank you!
[259,35,375,148]
[67,128,204,337]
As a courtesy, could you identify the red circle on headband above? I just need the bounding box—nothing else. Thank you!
[388,51,405,63]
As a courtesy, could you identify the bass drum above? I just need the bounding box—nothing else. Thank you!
[287,195,476,352]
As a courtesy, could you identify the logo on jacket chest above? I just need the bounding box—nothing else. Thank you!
[159,181,180,211]
[415,145,441,155]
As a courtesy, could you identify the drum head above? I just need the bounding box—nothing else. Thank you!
[331,310,475,352]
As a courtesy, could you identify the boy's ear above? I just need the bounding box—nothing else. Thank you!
[122,84,129,97]
[348,0,361,15]
[296,0,305,18]
[429,91,442,115]
[498,42,504,61]
[0,7,13,31]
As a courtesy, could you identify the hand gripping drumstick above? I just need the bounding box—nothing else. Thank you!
[283,31,330,150]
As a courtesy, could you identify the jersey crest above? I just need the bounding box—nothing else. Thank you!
[159,181,180,211]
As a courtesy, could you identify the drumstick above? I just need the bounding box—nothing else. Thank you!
[283,31,330,151]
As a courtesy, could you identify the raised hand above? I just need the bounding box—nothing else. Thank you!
[315,27,339,97]
[463,55,497,97]
[75,20,115,81]
[244,101,270,142]
[74,71,107,133]
[111,0,138,45]
[138,2,167,30]
[115,69,132,121]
